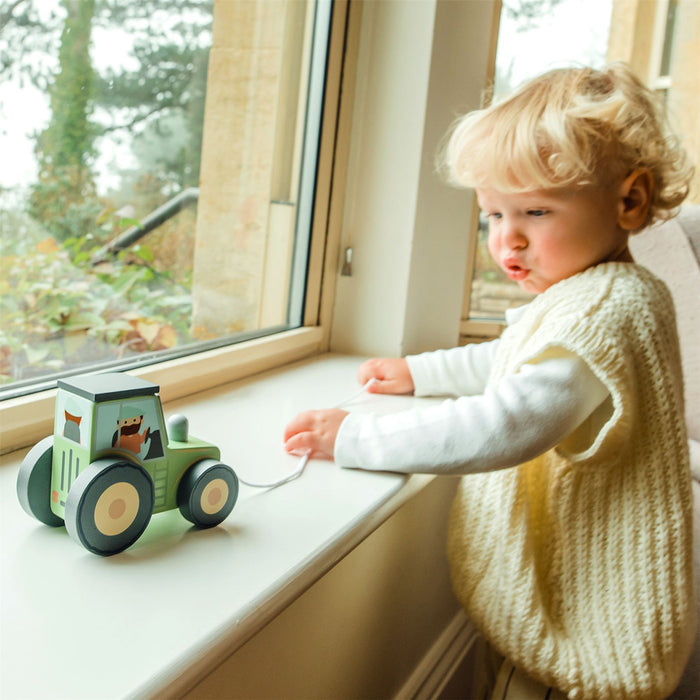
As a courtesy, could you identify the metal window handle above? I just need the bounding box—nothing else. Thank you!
[341,247,353,276]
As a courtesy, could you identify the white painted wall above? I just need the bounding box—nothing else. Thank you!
[330,0,496,358]
[183,478,462,699]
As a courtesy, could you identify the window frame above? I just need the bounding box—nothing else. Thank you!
[0,0,359,456]
[649,0,677,91]
[458,0,504,345]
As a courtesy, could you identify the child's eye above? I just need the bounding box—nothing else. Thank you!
[486,212,502,220]
[527,209,548,217]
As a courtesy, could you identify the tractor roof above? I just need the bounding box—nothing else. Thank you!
[57,373,159,403]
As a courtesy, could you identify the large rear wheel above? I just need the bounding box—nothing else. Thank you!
[17,436,64,527]
[65,459,154,556]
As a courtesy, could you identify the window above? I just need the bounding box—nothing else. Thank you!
[461,0,614,337]
[651,0,678,97]
[461,0,698,341]
[0,0,334,399]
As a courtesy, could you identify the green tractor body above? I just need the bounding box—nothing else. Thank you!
[17,373,238,555]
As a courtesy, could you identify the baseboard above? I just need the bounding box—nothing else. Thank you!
[395,609,479,700]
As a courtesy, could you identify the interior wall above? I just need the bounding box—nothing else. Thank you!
[182,477,462,699]
[329,0,499,358]
[402,0,499,357]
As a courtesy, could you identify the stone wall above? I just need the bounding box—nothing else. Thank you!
[607,0,700,201]
[191,0,310,339]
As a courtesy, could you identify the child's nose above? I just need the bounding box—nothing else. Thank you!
[501,219,527,250]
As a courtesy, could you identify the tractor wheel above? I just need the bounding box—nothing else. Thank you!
[177,459,238,528]
[65,459,154,556]
[17,436,64,527]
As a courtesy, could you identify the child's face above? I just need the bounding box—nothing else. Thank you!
[476,185,631,294]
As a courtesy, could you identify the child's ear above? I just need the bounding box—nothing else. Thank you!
[618,169,653,231]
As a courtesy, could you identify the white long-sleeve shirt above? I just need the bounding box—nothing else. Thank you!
[334,306,609,474]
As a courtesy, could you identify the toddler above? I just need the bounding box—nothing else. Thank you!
[284,64,695,699]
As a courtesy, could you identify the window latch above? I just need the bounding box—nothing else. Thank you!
[341,246,353,276]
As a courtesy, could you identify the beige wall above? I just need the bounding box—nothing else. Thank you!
[191,0,502,356]
[666,0,700,201]
[607,0,700,201]
[183,477,463,699]
[330,0,500,358]
[191,0,310,339]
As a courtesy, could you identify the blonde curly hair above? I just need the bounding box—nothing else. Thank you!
[443,63,693,227]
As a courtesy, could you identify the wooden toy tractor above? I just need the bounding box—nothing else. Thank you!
[17,373,238,556]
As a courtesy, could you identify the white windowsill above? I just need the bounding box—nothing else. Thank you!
[0,353,439,700]
[0,325,325,456]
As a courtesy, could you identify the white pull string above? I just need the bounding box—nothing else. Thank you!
[237,379,377,490]
[236,451,312,490]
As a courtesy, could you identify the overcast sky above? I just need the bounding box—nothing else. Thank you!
[0,1,136,192]
[496,0,613,91]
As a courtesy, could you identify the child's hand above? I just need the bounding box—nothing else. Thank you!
[283,408,349,460]
[357,358,414,395]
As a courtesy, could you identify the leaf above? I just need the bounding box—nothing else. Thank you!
[35,238,60,254]
[95,207,116,225]
[132,245,154,263]
[118,217,142,229]
[63,312,104,330]
[111,273,137,294]
[73,250,91,265]
[24,346,51,364]
[136,320,161,345]
[154,324,177,349]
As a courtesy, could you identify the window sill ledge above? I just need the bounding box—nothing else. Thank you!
[0,325,325,456]
[0,353,439,699]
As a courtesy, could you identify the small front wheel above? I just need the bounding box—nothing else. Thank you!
[65,459,154,556]
[177,460,238,528]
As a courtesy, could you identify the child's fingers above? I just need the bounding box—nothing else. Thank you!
[367,378,399,394]
[283,409,329,442]
[283,409,347,460]
[358,358,414,395]
[284,428,334,460]
[357,359,383,386]
[282,413,317,453]
[284,431,314,455]
[283,410,312,442]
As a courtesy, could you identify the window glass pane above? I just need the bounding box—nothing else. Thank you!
[0,0,329,397]
[659,0,678,77]
[467,0,613,321]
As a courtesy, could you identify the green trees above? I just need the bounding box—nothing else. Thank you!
[30,0,98,244]
[24,0,212,244]
[0,0,213,386]
[93,0,211,191]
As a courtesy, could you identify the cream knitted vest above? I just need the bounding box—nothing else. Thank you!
[447,263,695,699]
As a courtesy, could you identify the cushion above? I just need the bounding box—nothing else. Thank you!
[629,207,700,442]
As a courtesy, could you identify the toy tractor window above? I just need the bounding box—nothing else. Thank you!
[95,398,164,462]
[54,392,92,447]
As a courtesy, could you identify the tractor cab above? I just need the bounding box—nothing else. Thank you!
[51,374,168,518]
